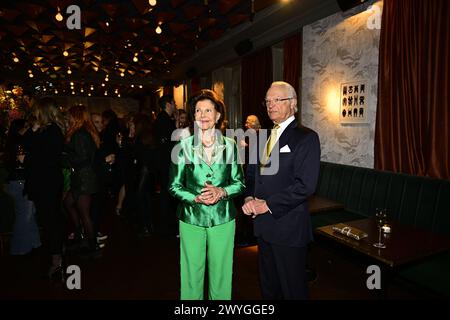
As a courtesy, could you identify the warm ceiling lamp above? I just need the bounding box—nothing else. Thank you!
[102,83,105,87]
[88,93,91,96]
[80,88,84,93]
[55,7,63,22]
[149,0,157,6]
[70,82,74,86]
[118,94,121,98]
[131,84,135,88]
[120,72,125,77]
[133,56,138,62]
[29,73,34,78]
[90,86,94,90]
[139,85,143,89]
[104,91,108,96]
[106,21,110,27]
[105,77,109,82]
[63,50,69,57]
[55,89,58,94]
[155,25,162,34]
[13,56,19,63]
[67,68,72,74]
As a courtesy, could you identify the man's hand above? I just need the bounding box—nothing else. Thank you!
[242,197,270,218]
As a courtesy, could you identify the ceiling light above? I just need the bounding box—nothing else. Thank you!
[70,82,74,86]
[155,26,162,34]
[105,77,109,82]
[55,89,58,94]
[128,43,132,47]
[55,8,63,22]
[131,84,135,88]
[29,73,34,78]
[88,93,91,96]
[139,85,143,88]
[80,88,84,93]
[72,91,75,95]
[118,94,121,98]
[67,69,72,74]
[104,91,108,96]
[63,50,69,57]
[101,83,105,87]
[149,0,157,6]
[43,87,47,92]
[133,56,138,62]
[90,86,94,90]
[106,21,110,27]
[13,57,19,63]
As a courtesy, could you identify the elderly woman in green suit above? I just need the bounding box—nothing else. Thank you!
[169,89,245,300]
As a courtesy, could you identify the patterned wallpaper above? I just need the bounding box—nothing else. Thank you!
[301,1,382,168]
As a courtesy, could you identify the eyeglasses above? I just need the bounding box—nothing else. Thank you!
[262,97,293,107]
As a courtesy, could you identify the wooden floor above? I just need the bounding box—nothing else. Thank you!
[0,204,432,300]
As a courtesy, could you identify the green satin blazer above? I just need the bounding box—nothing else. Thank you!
[169,134,245,227]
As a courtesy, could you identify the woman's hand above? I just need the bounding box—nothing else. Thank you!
[200,182,226,205]
[105,154,115,164]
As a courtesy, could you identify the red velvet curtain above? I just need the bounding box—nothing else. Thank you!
[241,47,273,129]
[283,32,302,95]
[375,0,450,180]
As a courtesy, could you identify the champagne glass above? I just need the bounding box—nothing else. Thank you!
[117,132,123,148]
[16,144,25,169]
[373,208,387,248]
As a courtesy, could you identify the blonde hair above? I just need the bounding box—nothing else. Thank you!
[32,97,65,132]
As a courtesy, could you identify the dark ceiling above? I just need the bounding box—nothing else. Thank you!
[0,0,277,98]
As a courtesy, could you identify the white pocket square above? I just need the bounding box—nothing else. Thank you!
[279,145,291,153]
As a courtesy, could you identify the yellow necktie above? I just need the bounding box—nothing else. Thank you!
[266,124,280,157]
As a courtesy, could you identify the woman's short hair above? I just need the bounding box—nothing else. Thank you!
[188,89,226,129]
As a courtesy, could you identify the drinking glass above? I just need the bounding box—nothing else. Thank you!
[373,208,387,248]
[16,144,25,169]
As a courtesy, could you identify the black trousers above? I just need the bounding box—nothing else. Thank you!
[34,190,65,255]
[257,237,308,300]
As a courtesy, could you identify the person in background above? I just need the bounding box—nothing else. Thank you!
[3,118,41,255]
[90,109,119,244]
[155,95,177,236]
[133,114,158,237]
[236,114,261,247]
[242,81,321,299]
[22,97,65,280]
[169,89,245,300]
[63,104,101,256]
[172,109,191,142]
[91,112,104,134]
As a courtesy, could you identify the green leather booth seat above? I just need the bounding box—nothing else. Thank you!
[313,161,450,297]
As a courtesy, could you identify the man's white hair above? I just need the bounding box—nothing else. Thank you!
[269,81,298,112]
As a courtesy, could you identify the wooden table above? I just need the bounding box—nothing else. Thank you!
[308,195,344,214]
[315,218,450,297]
[315,218,450,267]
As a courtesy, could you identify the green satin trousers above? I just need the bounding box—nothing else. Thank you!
[179,219,235,300]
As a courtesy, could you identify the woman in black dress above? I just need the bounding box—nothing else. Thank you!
[63,104,101,255]
[22,97,65,278]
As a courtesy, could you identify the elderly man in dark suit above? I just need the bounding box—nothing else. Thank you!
[242,81,321,300]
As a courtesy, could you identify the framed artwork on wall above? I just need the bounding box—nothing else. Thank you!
[339,81,368,124]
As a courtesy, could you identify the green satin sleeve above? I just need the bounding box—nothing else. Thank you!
[223,142,245,199]
[168,143,197,204]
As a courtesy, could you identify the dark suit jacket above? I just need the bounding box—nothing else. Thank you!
[244,120,321,247]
